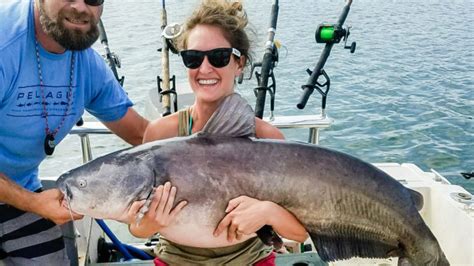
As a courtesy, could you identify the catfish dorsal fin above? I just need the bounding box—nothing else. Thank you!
[200,93,255,137]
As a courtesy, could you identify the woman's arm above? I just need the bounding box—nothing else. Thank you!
[255,118,284,139]
[142,114,179,143]
[214,196,308,243]
[263,201,309,242]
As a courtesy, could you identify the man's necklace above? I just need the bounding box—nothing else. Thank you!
[34,39,75,156]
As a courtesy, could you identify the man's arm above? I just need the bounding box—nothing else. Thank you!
[103,108,149,146]
[0,172,36,212]
[0,173,82,224]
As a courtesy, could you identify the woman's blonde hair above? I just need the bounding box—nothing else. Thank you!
[178,0,251,66]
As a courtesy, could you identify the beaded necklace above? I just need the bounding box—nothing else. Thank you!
[34,39,75,155]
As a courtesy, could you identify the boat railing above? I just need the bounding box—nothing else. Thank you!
[70,114,333,163]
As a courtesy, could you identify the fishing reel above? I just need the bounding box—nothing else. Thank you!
[237,40,281,84]
[103,52,122,71]
[315,23,356,53]
[101,51,124,86]
[297,1,356,114]
[161,23,183,54]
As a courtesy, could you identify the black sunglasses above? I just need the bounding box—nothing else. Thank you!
[180,48,241,69]
[84,0,104,6]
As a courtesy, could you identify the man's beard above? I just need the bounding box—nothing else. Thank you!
[38,3,100,51]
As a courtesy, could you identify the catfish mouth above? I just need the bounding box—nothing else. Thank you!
[62,185,73,201]
[57,180,72,201]
[58,183,80,216]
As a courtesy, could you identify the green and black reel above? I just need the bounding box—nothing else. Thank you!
[315,23,356,53]
[297,0,357,112]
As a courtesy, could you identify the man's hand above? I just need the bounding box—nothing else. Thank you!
[128,182,187,238]
[32,189,83,225]
[213,196,271,242]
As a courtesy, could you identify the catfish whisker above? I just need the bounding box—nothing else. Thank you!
[64,193,81,242]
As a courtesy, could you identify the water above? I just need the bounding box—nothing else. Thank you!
[39,0,473,240]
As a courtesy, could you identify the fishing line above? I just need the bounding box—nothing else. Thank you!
[136,170,159,225]
[65,194,94,263]
[65,194,80,251]
[85,217,94,263]
[136,187,157,225]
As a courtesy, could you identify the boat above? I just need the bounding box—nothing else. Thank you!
[41,117,474,266]
[39,0,473,265]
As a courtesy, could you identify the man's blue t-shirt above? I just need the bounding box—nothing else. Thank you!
[0,1,133,192]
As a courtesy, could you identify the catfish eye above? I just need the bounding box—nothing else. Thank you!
[78,179,87,188]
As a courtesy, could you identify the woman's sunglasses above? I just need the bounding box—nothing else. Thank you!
[180,48,241,69]
[85,0,104,6]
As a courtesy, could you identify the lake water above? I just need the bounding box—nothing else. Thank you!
[40,0,473,195]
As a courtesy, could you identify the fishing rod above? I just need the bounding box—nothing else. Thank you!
[297,0,356,117]
[156,0,179,117]
[242,0,279,119]
[98,19,124,87]
[76,19,124,127]
[250,0,284,239]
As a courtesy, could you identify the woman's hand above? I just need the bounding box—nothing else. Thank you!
[213,196,271,242]
[128,182,187,238]
[214,195,308,243]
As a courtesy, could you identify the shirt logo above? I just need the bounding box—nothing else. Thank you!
[7,84,76,117]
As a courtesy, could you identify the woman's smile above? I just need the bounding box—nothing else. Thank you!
[198,79,219,85]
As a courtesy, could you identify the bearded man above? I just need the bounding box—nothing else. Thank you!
[0,1,149,264]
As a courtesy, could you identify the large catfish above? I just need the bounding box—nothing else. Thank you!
[56,94,449,265]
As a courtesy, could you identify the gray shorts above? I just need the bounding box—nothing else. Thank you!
[0,203,70,266]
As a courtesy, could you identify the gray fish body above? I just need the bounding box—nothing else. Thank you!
[57,135,448,265]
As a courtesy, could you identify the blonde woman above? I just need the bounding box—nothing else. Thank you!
[129,1,307,265]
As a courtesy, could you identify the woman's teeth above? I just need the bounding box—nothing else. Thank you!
[198,79,218,85]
